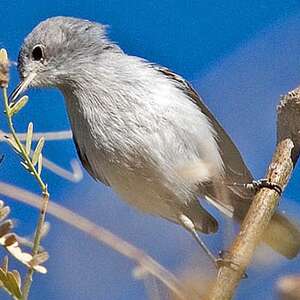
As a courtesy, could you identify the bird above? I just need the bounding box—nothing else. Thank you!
[10,16,300,262]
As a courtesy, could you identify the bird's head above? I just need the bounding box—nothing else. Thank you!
[10,16,118,101]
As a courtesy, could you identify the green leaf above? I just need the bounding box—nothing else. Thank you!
[6,137,22,154]
[20,161,29,171]
[12,271,21,289]
[0,265,22,299]
[6,272,22,299]
[1,257,8,273]
[0,49,8,63]
[0,268,6,283]
[38,153,43,175]
[25,122,33,154]
[9,95,28,116]
[0,49,9,89]
[32,137,45,166]
[0,206,10,222]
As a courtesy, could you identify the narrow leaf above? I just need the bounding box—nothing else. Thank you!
[11,271,21,289]
[32,137,45,166]
[0,49,9,88]
[6,272,22,299]
[25,122,33,154]
[9,96,28,116]
[6,138,22,154]
[38,153,43,175]
[20,162,30,171]
[0,49,8,62]
[0,268,6,282]
[0,206,10,222]
[1,257,8,273]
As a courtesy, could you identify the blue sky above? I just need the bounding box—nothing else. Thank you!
[1,1,300,299]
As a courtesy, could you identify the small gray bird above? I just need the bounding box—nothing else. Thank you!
[11,16,300,261]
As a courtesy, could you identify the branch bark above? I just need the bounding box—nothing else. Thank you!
[209,87,300,299]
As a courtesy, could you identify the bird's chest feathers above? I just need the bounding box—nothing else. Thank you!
[63,87,150,164]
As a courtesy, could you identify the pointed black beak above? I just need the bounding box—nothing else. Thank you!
[8,72,36,103]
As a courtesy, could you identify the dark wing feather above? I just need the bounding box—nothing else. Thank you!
[155,66,254,217]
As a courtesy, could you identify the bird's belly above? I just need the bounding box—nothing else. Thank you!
[98,158,189,221]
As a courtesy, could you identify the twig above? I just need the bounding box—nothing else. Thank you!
[0,181,188,300]
[209,88,300,299]
[21,192,49,300]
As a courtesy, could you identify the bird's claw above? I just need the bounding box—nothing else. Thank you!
[246,179,282,196]
[226,179,282,196]
[215,250,248,279]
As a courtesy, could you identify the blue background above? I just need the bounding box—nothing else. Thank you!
[1,1,300,299]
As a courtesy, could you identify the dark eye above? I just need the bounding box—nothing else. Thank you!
[31,44,45,61]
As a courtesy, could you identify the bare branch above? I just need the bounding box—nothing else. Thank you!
[209,87,300,299]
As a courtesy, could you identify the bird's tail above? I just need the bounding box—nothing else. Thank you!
[230,190,300,259]
[263,212,300,259]
[204,185,300,259]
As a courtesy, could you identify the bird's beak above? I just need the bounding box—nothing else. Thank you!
[8,72,36,103]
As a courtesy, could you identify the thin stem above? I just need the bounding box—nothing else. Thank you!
[2,87,50,300]
[21,192,49,300]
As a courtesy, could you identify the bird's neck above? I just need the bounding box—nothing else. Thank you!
[59,55,146,149]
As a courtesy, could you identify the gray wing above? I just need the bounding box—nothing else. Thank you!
[154,66,254,218]
[73,135,110,186]
[154,66,300,258]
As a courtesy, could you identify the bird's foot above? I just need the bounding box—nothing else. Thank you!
[180,215,221,267]
[226,179,282,196]
[245,179,282,196]
[216,250,248,279]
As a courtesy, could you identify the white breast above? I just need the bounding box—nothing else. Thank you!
[61,55,223,221]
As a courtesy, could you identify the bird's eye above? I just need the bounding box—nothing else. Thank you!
[31,44,45,61]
